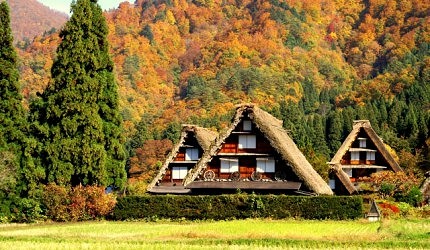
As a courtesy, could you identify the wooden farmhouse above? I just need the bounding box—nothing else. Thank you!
[328,120,403,194]
[147,125,218,194]
[183,104,333,195]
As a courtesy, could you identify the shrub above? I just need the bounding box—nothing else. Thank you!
[42,184,116,222]
[113,195,363,221]
[42,184,70,221]
[396,186,423,206]
[378,201,400,218]
[370,171,423,206]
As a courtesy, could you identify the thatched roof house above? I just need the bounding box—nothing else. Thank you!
[328,120,402,194]
[183,104,333,195]
[147,124,218,194]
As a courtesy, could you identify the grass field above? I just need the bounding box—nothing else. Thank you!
[0,219,429,249]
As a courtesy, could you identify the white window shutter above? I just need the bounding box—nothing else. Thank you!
[220,159,230,173]
[351,151,359,160]
[247,135,256,149]
[230,158,239,172]
[256,159,265,172]
[238,135,256,149]
[238,135,246,149]
[266,158,275,172]
[172,167,188,179]
[179,167,188,178]
[172,167,180,179]
[185,148,199,160]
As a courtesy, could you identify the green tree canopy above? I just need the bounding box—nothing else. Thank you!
[0,1,29,214]
[29,0,126,188]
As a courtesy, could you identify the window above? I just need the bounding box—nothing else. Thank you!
[367,151,375,161]
[351,151,360,161]
[172,167,188,179]
[238,135,256,149]
[358,138,367,148]
[243,120,252,131]
[256,158,275,173]
[329,179,336,189]
[344,168,352,177]
[220,158,239,173]
[185,148,199,161]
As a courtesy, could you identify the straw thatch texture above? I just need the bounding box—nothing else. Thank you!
[331,164,357,194]
[146,125,218,192]
[329,120,402,194]
[184,104,333,195]
[362,126,402,172]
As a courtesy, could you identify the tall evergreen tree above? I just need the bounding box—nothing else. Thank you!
[30,0,126,188]
[311,114,330,158]
[0,1,28,214]
[327,110,343,155]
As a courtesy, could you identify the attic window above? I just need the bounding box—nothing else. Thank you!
[238,135,256,149]
[358,138,367,148]
[185,148,199,161]
[256,158,275,173]
[220,158,239,173]
[367,151,375,161]
[351,151,360,161]
[172,167,188,179]
[243,120,252,131]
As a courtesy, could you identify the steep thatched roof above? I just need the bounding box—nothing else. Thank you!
[331,164,357,194]
[146,125,218,192]
[329,120,402,194]
[183,103,333,195]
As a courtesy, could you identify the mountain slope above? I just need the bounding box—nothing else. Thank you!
[18,0,430,122]
[15,0,430,183]
[7,0,68,42]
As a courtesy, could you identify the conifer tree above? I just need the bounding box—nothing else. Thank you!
[327,110,343,155]
[30,0,126,188]
[311,115,330,158]
[0,1,28,211]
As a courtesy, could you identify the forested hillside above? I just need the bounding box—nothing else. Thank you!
[16,0,430,183]
[7,0,68,42]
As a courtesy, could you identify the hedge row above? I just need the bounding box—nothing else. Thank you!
[113,194,363,220]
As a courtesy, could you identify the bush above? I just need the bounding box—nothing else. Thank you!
[113,195,363,221]
[370,171,422,205]
[42,184,70,221]
[396,186,423,206]
[42,184,117,222]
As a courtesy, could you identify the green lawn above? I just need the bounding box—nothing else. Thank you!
[0,219,429,249]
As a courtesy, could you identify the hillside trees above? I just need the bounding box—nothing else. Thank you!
[0,1,28,217]
[28,0,126,189]
[11,0,430,183]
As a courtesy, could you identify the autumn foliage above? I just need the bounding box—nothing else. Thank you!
[42,183,116,222]
[128,139,173,181]
[12,0,430,184]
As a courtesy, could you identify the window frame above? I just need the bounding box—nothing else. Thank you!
[243,120,252,131]
[366,151,375,161]
[172,166,188,179]
[238,135,256,149]
[185,148,199,161]
[351,151,360,161]
[359,139,367,148]
[220,158,239,173]
[256,157,275,173]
